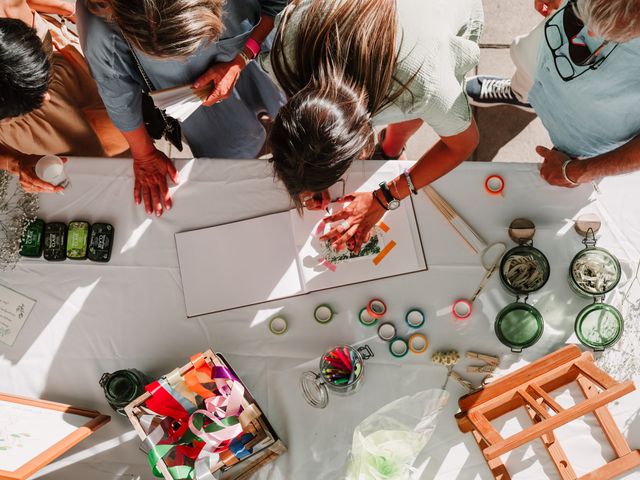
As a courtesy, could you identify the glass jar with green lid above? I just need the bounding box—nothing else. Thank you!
[569,217,623,351]
[574,304,623,351]
[494,219,549,352]
[495,302,544,353]
[569,233,621,299]
[500,245,551,296]
[499,219,550,296]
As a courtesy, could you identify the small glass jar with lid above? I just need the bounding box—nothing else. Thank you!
[569,216,623,351]
[300,344,373,409]
[100,368,152,415]
[495,219,550,352]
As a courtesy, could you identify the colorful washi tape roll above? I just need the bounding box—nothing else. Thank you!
[358,307,378,327]
[453,299,472,320]
[485,175,505,196]
[377,322,396,342]
[389,338,409,358]
[314,304,334,324]
[405,308,426,328]
[367,298,387,319]
[408,333,429,354]
[269,316,288,335]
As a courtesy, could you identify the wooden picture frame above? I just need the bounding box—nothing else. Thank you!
[0,393,110,480]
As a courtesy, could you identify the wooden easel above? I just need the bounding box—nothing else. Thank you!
[456,345,640,480]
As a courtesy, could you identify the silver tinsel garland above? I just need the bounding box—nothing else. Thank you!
[0,171,39,270]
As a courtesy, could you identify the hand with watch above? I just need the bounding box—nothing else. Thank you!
[320,170,418,254]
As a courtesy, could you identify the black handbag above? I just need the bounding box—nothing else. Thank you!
[124,37,183,151]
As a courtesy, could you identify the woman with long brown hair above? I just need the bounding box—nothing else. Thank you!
[262,0,483,253]
[78,0,286,216]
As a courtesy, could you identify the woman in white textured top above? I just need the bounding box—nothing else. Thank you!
[260,0,483,252]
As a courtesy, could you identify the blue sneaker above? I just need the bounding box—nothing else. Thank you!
[466,75,535,113]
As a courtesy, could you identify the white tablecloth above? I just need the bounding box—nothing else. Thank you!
[1,158,639,480]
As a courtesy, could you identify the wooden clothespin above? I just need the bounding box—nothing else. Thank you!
[466,351,500,366]
[467,364,497,374]
[450,371,474,392]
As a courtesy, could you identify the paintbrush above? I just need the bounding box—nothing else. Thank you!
[422,186,488,254]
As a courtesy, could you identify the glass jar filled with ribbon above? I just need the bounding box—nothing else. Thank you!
[494,219,550,353]
[300,345,374,409]
[568,216,623,351]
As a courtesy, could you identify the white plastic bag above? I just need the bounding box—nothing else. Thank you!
[345,389,449,480]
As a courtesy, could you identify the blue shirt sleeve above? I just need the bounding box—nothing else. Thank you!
[76,1,145,132]
[258,0,288,18]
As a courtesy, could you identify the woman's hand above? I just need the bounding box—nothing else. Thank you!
[133,148,179,216]
[193,56,246,107]
[319,191,386,254]
[10,154,66,193]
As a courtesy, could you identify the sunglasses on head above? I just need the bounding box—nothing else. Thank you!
[562,0,609,66]
[544,0,618,81]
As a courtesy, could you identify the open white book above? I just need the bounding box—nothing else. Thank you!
[150,84,210,122]
[175,162,427,316]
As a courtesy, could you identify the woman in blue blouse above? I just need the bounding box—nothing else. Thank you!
[78,0,286,216]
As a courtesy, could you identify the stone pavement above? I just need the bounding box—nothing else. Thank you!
[405,0,552,163]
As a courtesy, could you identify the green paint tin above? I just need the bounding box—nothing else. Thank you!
[20,218,44,258]
[43,222,67,261]
[88,223,114,262]
[66,221,90,260]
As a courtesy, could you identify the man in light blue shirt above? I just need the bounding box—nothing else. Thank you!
[466,0,640,187]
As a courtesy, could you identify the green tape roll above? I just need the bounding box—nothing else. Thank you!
[389,338,409,358]
[314,304,334,324]
[405,308,425,328]
[358,307,378,327]
[269,316,288,335]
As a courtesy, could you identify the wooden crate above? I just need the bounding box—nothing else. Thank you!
[125,351,285,480]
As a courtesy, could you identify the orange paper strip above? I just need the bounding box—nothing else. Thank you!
[373,240,397,266]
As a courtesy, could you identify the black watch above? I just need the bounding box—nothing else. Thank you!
[378,182,400,210]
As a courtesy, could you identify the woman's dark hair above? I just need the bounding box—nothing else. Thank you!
[270,76,375,210]
[269,0,415,206]
[0,18,51,120]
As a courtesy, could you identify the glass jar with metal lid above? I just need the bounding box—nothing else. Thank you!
[300,345,373,409]
[569,216,624,351]
[100,368,151,415]
[495,219,549,352]
[495,302,544,353]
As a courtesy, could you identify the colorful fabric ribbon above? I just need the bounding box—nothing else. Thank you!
[141,353,252,480]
